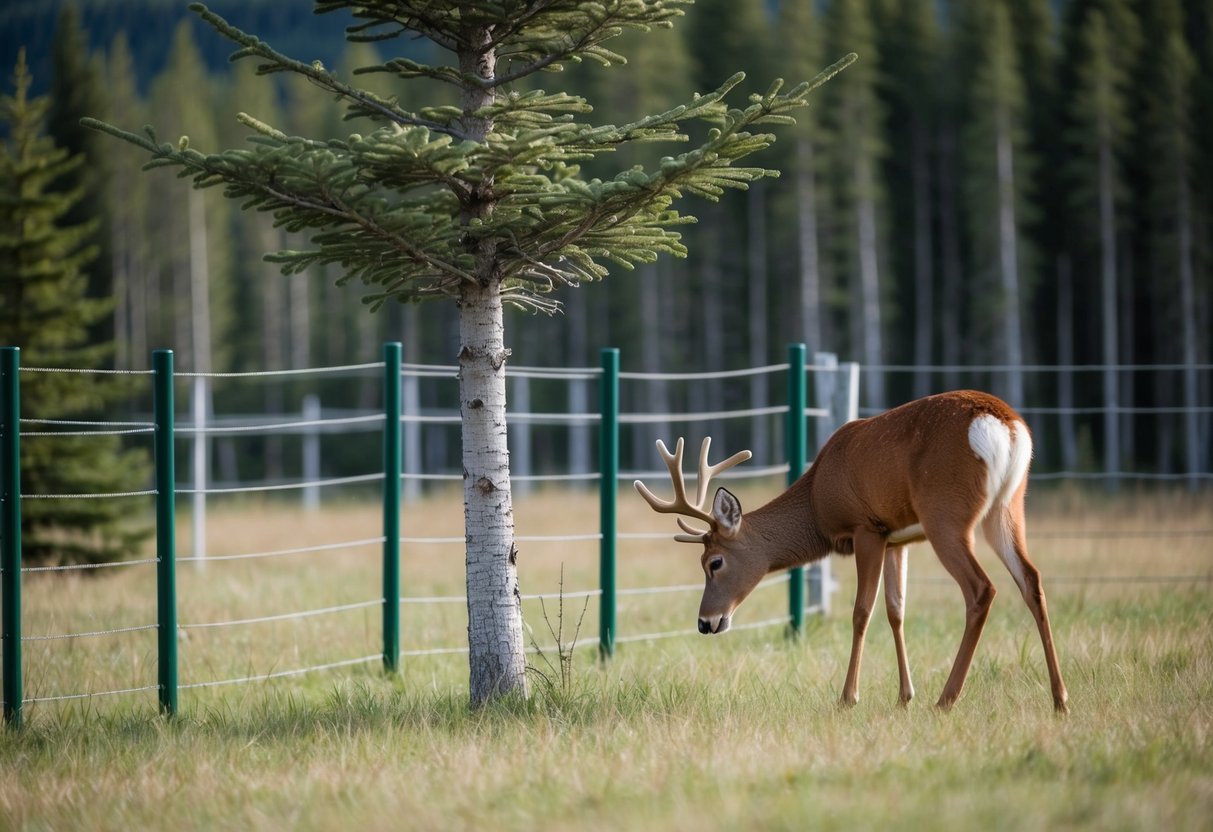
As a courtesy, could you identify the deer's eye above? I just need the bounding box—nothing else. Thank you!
[708,557,724,573]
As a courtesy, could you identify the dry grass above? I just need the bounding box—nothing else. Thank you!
[2,486,1211,831]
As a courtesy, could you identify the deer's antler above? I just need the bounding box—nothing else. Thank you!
[634,437,752,543]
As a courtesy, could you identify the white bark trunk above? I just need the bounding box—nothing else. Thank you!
[747,183,769,463]
[187,188,212,373]
[458,30,526,704]
[459,280,527,704]
[994,107,1024,408]
[796,139,822,355]
[938,125,963,391]
[855,155,884,410]
[911,121,934,399]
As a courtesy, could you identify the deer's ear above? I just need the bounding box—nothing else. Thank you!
[712,487,743,538]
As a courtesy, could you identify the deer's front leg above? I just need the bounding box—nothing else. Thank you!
[883,545,914,705]
[841,529,886,707]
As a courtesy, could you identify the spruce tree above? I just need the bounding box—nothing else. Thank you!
[87,1,852,705]
[46,4,112,329]
[0,51,151,565]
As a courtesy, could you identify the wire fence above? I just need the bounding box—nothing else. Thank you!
[2,345,1210,722]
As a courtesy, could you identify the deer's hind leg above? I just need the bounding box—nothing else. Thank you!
[980,487,1069,713]
[922,518,996,710]
[840,528,887,707]
[883,545,914,705]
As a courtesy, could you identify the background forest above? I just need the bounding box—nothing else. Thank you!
[1,0,1210,482]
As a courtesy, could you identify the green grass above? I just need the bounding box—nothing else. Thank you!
[2,489,1211,830]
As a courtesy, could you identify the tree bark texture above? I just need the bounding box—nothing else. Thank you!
[994,106,1024,408]
[911,119,934,399]
[796,139,822,356]
[459,279,527,705]
[458,29,527,704]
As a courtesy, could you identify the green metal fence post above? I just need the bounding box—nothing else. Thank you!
[152,350,178,716]
[786,344,808,637]
[598,347,620,660]
[382,342,402,673]
[1,347,23,727]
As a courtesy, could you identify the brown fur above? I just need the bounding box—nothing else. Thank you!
[652,390,1069,712]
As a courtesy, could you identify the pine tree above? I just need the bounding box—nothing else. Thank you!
[0,51,151,565]
[87,1,853,705]
[46,4,112,332]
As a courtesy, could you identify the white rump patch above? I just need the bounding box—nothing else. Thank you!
[968,415,1032,521]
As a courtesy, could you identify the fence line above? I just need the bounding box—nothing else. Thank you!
[3,343,1209,723]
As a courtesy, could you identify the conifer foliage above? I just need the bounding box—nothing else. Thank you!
[0,51,150,565]
[86,1,853,704]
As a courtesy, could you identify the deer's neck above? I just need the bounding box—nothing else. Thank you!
[746,474,831,572]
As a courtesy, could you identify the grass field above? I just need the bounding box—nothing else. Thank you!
[2,485,1211,830]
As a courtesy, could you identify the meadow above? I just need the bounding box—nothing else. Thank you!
[1,484,1211,831]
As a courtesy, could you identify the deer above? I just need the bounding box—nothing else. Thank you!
[634,389,1069,713]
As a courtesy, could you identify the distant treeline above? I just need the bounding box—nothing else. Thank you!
[3,0,1211,479]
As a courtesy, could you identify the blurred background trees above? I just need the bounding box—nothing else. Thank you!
[1,0,1209,480]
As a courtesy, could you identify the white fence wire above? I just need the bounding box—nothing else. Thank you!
[9,353,1210,710]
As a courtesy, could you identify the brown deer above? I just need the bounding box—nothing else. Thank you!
[634,390,1069,712]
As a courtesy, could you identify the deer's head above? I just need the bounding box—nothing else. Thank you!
[634,438,765,635]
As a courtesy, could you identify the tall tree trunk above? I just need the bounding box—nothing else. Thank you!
[855,155,884,411]
[911,119,934,399]
[459,280,526,704]
[796,138,822,356]
[701,206,726,440]
[938,125,963,391]
[1097,134,1120,488]
[260,221,285,479]
[636,264,668,469]
[459,31,526,704]
[566,288,593,477]
[994,107,1024,408]
[747,182,770,463]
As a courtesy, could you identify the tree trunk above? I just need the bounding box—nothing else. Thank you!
[911,119,934,399]
[747,182,769,463]
[636,263,668,469]
[459,279,526,704]
[701,206,726,440]
[855,155,884,411]
[458,29,526,705]
[994,106,1024,408]
[938,125,963,391]
[1098,133,1120,489]
[796,138,822,356]
[566,288,593,478]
